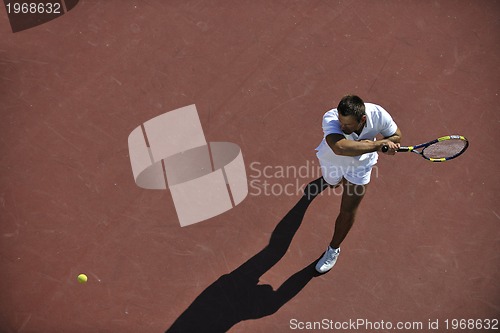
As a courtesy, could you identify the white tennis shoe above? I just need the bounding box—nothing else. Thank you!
[315,246,340,273]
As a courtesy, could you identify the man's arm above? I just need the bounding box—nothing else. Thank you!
[326,134,380,157]
[380,127,402,155]
[326,127,402,157]
[384,127,402,144]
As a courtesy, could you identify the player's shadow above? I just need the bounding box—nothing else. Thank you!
[165,177,331,333]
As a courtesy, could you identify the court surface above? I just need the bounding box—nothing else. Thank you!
[1,1,499,332]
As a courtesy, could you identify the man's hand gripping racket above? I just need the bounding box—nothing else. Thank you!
[381,135,469,162]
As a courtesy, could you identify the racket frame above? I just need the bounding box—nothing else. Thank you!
[395,135,469,162]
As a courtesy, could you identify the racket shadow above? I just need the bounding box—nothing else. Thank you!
[165,177,330,333]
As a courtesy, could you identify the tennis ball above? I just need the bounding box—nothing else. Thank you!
[77,274,88,284]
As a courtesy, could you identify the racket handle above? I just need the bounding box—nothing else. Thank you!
[382,145,407,153]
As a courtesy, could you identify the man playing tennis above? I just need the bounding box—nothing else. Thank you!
[315,95,402,273]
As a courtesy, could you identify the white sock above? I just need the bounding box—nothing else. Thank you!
[328,246,340,253]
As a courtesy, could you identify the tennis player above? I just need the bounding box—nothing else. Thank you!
[315,95,402,273]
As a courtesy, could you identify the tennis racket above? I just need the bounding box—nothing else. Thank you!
[381,135,469,162]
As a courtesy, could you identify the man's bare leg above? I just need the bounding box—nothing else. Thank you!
[330,179,368,248]
[316,178,368,273]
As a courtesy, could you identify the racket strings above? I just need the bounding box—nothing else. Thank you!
[422,139,467,159]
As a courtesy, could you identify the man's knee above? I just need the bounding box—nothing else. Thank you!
[338,209,356,220]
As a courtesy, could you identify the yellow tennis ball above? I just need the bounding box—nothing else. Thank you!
[77,274,88,284]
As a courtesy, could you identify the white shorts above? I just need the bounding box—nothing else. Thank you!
[317,156,373,186]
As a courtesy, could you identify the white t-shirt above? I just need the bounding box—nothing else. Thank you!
[315,103,398,169]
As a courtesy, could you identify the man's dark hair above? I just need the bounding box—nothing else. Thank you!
[337,95,365,122]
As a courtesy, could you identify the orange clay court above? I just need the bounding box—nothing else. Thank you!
[0,1,498,332]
